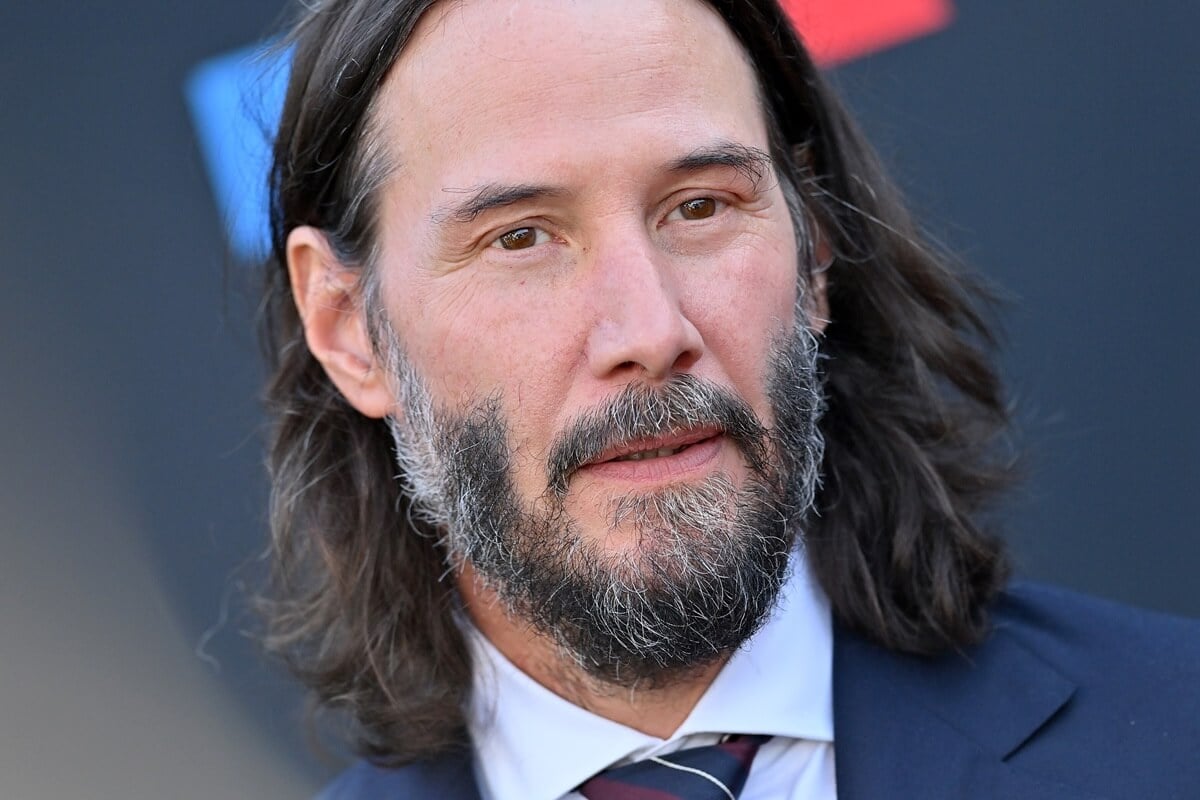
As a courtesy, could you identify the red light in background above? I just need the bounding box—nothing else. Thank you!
[779,0,954,65]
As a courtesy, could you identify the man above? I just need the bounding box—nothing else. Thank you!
[258,0,1200,797]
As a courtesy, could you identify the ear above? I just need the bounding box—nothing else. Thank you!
[804,226,832,335]
[286,226,394,419]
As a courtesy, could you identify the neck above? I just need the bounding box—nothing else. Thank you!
[457,563,726,738]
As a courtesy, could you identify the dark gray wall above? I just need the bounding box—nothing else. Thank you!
[2,1,1196,796]
[833,2,1200,614]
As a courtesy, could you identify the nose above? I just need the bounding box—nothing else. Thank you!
[584,229,704,381]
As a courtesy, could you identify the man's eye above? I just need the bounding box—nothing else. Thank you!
[676,197,719,221]
[492,226,544,251]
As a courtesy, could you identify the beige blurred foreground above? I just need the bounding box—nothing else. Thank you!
[0,363,313,800]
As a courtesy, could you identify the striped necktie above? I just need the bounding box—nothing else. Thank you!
[577,734,770,800]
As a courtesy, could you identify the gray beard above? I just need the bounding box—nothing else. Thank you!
[381,314,825,688]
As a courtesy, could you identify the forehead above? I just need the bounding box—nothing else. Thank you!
[370,0,770,195]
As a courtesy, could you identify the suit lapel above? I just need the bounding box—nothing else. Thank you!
[832,623,1103,800]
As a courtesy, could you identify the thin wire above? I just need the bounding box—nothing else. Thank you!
[645,756,736,800]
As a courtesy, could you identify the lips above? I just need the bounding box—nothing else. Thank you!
[583,427,723,468]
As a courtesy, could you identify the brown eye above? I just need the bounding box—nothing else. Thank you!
[496,226,538,250]
[678,197,718,220]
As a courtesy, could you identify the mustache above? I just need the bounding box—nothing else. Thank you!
[545,375,771,496]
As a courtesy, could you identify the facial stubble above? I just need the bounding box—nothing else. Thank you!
[382,311,824,688]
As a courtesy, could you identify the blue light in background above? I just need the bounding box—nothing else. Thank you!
[185,42,291,262]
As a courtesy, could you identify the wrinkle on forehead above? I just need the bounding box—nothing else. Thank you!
[376,0,763,154]
[417,0,727,60]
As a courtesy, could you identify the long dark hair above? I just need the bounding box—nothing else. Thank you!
[259,0,1013,765]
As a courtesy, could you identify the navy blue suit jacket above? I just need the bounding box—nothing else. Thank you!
[318,583,1200,799]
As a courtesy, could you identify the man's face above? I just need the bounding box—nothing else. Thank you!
[366,0,824,680]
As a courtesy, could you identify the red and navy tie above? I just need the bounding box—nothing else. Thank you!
[577,734,770,800]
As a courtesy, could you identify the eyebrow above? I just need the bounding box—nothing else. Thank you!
[667,141,774,188]
[430,141,775,229]
[432,183,566,227]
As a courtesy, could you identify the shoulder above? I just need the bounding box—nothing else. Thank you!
[989,582,1200,785]
[994,580,1200,680]
[315,749,480,800]
[836,581,1200,797]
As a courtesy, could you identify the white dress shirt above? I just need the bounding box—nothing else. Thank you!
[466,558,837,800]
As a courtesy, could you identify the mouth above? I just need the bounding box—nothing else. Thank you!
[610,445,693,462]
[575,427,725,483]
[588,427,721,464]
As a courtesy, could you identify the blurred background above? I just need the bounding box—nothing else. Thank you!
[2,1,1197,798]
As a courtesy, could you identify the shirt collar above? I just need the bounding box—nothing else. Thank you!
[465,556,834,800]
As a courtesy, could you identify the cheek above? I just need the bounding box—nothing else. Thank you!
[394,280,494,400]
[684,231,799,388]
[399,273,584,436]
